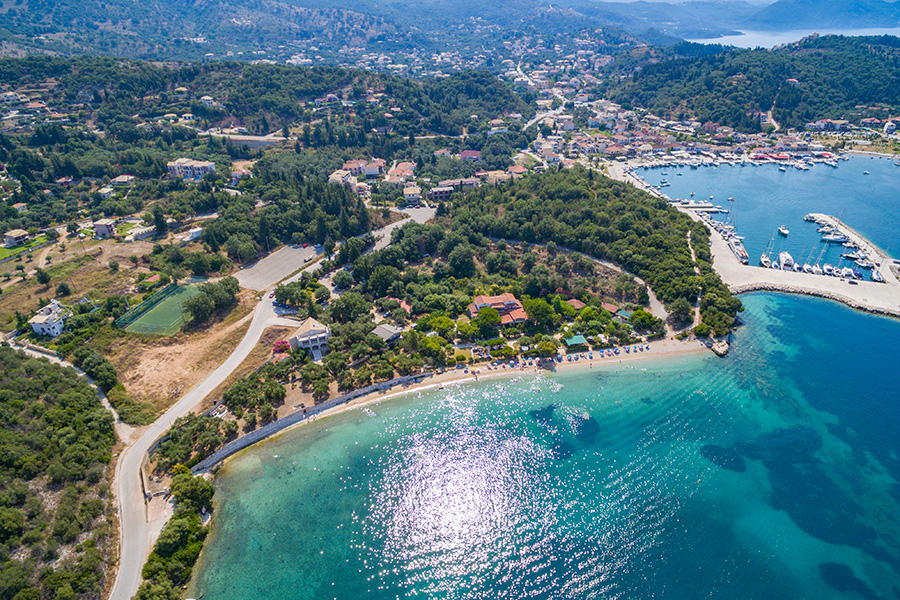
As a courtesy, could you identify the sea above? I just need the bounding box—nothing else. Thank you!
[688,28,900,49]
[638,156,900,275]
[188,163,900,600]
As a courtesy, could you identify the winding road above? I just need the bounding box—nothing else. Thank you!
[108,296,299,600]
[108,211,434,600]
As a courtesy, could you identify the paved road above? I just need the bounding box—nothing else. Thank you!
[234,245,320,291]
[111,206,439,600]
[109,298,299,600]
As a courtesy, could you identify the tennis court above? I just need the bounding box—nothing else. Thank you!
[125,284,201,335]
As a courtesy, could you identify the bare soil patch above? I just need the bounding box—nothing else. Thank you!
[103,294,258,411]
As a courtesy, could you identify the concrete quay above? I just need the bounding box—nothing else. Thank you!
[699,213,900,318]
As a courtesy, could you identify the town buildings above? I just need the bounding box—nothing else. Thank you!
[467,293,528,326]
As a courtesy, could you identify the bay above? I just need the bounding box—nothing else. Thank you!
[688,28,900,48]
[189,292,900,600]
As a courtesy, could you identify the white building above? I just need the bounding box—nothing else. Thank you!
[884,121,896,134]
[167,158,217,180]
[94,218,117,238]
[403,186,421,203]
[29,300,69,338]
[4,229,28,248]
[288,318,330,361]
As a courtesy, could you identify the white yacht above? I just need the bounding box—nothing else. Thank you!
[778,225,790,236]
[779,252,794,270]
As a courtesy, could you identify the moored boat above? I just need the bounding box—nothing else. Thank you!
[760,254,772,268]
[778,225,790,236]
[779,251,794,270]
[823,233,850,243]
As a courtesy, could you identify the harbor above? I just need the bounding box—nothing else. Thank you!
[607,160,900,318]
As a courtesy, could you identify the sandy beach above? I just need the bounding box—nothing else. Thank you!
[226,338,709,459]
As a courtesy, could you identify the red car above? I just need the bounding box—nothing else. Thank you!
[269,292,274,298]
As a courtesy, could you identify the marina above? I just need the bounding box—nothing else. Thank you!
[607,158,900,318]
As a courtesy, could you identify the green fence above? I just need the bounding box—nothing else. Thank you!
[114,283,180,328]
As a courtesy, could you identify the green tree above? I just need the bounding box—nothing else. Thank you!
[170,473,214,514]
[471,307,500,337]
[34,267,50,285]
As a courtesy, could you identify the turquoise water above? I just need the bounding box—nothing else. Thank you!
[639,156,900,271]
[190,293,900,599]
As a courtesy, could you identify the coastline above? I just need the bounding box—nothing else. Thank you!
[213,338,709,471]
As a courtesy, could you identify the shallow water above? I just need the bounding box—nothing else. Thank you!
[639,156,900,271]
[190,293,900,600]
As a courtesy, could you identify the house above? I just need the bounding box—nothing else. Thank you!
[231,168,252,185]
[566,298,586,311]
[427,186,454,202]
[181,113,195,122]
[371,323,403,344]
[167,158,216,180]
[11,203,26,212]
[29,300,69,338]
[110,175,135,187]
[55,176,75,187]
[288,317,330,361]
[433,148,452,157]
[200,95,215,107]
[467,293,528,326]
[403,186,421,203]
[98,186,115,200]
[364,159,386,178]
[94,218,117,238]
[328,169,359,194]
[128,226,156,241]
[460,150,482,162]
[884,121,896,134]
[342,159,368,176]
[4,229,28,248]
[601,302,619,314]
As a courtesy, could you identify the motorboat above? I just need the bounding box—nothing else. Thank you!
[812,264,823,275]
[823,233,850,243]
[760,254,772,268]
[855,259,875,269]
[823,263,834,275]
[779,251,794,270]
[872,270,885,282]
[778,226,790,236]
[804,214,816,221]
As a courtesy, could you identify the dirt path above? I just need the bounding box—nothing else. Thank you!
[686,231,703,328]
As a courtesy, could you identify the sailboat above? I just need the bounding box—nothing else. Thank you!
[760,231,776,268]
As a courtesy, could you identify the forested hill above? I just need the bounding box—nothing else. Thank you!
[447,166,742,335]
[603,35,900,131]
[0,55,534,136]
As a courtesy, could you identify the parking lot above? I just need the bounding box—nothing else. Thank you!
[234,245,319,291]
